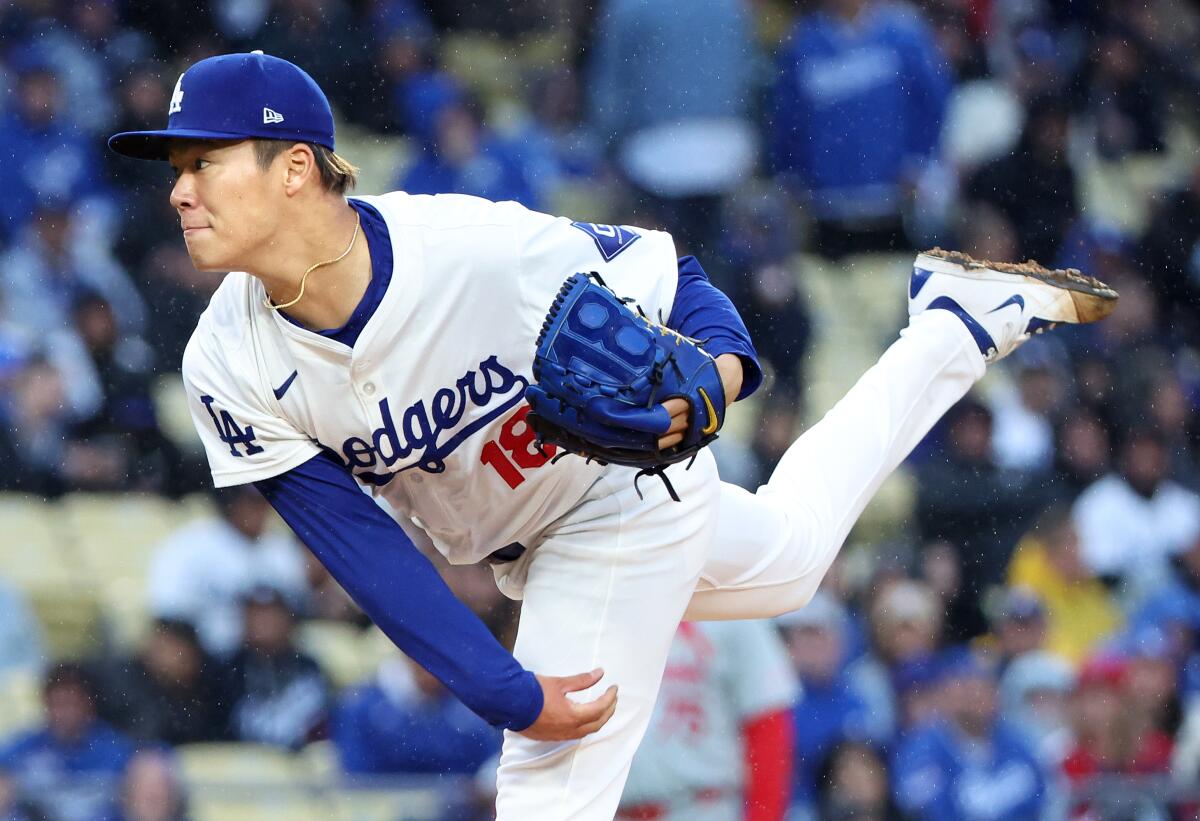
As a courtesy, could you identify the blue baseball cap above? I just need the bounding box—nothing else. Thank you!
[108,52,335,161]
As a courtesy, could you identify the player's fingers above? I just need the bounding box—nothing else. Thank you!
[586,397,672,434]
[662,397,689,419]
[558,668,604,694]
[572,686,618,732]
[575,704,618,738]
[658,432,684,449]
[664,411,688,435]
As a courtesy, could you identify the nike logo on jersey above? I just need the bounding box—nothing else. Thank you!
[338,356,528,484]
[272,370,299,400]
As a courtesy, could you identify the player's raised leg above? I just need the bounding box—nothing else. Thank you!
[685,250,1118,621]
[495,452,722,820]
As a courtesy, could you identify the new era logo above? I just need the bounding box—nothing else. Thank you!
[263,108,284,124]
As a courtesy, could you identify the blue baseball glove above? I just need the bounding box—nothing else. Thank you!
[525,272,726,500]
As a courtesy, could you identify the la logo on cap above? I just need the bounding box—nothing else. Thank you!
[169,74,184,115]
[263,108,284,124]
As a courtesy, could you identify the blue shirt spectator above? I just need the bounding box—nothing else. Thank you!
[892,718,1046,820]
[779,593,885,808]
[587,0,760,254]
[0,64,105,242]
[1,199,145,340]
[892,651,1046,821]
[400,99,539,209]
[10,9,152,136]
[792,671,875,805]
[333,655,500,776]
[588,0,757,149]
[0,664,136,821]
[770,0,951,224]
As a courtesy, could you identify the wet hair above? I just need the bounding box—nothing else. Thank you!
[252,139,358,195]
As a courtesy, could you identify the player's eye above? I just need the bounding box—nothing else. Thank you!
[194,158,210,171]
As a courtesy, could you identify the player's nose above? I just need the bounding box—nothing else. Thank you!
[169,173,196,212]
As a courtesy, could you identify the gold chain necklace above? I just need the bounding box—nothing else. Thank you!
[263,216,361,311]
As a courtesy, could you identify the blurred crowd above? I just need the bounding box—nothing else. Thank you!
[1,0,1200,818]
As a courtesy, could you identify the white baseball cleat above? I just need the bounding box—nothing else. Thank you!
[908,247,1119,363]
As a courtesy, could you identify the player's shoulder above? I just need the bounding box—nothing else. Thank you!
[354,190,529,232]
[181,271,260,389]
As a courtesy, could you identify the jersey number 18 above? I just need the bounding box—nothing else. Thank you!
[480,405,557,489]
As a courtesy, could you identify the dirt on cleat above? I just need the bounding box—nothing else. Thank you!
[921,247,1119,323]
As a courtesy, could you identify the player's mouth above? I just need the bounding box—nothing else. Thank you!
[182,226,211,236]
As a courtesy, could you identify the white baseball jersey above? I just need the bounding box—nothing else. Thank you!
[619,620,799,814]
[182,192,680,565]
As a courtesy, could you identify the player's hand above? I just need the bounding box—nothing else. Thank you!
[521,669,618,741]
[657,354,743,449]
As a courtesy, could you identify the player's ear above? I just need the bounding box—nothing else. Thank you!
[281,143,317,195]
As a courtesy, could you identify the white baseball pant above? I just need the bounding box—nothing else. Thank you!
[494,310,985,819]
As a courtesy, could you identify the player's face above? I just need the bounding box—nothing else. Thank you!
[167,140,280,271]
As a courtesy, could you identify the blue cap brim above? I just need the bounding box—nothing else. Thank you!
[108,128,251,161]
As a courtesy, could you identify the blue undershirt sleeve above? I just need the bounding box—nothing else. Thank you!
[254,451,543,731]
[666,256,763,400]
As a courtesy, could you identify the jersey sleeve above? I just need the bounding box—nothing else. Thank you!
[668,255,763,400]
[255,451,544,731]
[182,328,320,487]
[506,201,681,329]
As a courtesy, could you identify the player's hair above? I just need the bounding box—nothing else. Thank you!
[252,139,359,195]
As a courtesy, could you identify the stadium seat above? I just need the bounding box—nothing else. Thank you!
[58,494,213,648]
[296,621,389,690]
[0,494,78,591]
[336,123,411,197]
[152,373,202,453]
[186,791,329,821]
[177,743,308,785]
[27,589,106,659]
[439,32,523,103]
[177,742,330,820]
[330,785,453,821]
[61,494,182,578]
[0,670,42,739]
[797,251,910,424]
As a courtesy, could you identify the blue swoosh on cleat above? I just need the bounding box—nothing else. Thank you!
[273,370,299,400]
[910,267,934,299]
[988,294,1025,313]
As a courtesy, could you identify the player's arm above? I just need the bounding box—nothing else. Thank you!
[658,255,763,448]
[254,451,615,738]
[665,255,762,403]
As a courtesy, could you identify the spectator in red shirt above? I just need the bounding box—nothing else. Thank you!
[1062,653,1174,821]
